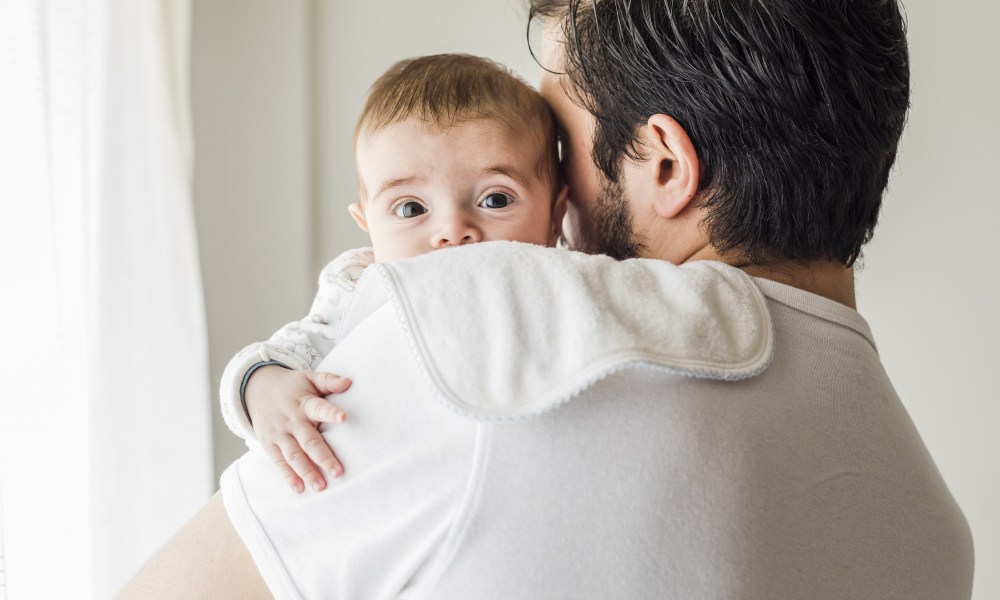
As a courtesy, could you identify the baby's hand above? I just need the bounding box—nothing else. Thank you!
[244,366,353,494]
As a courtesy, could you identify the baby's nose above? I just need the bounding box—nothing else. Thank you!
[431,213,483,249]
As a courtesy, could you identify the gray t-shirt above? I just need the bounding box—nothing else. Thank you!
[221,242,973,599]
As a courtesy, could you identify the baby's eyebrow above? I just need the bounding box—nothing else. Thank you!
[373,176,422,200]
[484,166,528,189]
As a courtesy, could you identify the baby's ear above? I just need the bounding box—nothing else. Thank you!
[348,202,369,232]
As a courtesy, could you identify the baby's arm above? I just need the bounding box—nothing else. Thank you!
[219,247,374,492]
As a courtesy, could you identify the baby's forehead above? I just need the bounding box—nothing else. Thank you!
[360,115,540,143]
[357,117,558,185]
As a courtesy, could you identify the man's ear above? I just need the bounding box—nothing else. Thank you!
[348,202,369,232]
[549,183,569,246]
[636,114,700,219]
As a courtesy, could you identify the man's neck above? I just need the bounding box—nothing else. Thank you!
[680,245,857,310]
[738,261,857,310]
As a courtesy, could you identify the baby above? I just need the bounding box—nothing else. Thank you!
[220,54,567,493]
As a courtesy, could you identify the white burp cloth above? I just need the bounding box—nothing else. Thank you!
[337,241,773,420]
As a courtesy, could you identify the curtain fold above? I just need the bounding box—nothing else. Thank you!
[0,0,212,597]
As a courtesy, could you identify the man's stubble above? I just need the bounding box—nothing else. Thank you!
[574,175,644,261]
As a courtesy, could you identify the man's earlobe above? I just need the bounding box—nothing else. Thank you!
[348,202,369,232]
[644,114,700,219]
[549,184,569,245]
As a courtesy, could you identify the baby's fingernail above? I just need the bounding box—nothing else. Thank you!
[335,410,346,423]
[312,480,324,492]
[291,482,303,494]
[330,466,343,478]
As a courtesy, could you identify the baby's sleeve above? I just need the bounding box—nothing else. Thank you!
[219,247,376,441]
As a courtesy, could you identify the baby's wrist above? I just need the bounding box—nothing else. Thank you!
[240,360,290,425]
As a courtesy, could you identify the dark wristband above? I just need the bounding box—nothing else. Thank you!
[240,359,291,425]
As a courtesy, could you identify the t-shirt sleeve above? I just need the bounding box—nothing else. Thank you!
[219,304,481,600]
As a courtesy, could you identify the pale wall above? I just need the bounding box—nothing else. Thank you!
[191,0,314,478]
[193,1,999,597]
[855,2,1000,598]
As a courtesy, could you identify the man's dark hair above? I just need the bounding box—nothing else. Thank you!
[529,0,910,266]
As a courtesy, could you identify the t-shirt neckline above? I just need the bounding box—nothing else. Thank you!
[751,276,877,353]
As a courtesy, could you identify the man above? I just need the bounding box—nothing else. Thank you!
[121,1,974,598]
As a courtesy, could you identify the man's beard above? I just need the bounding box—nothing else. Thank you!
[571,176,644,260]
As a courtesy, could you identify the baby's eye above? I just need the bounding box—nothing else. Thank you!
[480,192,514,209]
[393,200,427,218]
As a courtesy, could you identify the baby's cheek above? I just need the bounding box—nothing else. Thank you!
[368,234,406,263]
[514,218,554,247]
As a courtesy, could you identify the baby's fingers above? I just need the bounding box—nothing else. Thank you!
[295,424,344,483]
[276,435,329,493]
[305,371,352,396]
[263,443,305,494]
[301,394,347,425]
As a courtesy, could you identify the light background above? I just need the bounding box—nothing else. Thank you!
[191,1,998,598]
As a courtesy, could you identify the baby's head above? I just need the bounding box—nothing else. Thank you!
[349,54,566,263]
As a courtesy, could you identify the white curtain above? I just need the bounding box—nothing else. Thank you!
[0,0,213,598]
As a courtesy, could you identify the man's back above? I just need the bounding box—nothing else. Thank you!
[429,277,973,598]
[221,245,973,599]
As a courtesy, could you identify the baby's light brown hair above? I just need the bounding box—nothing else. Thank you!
[354,54,560,201]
